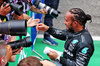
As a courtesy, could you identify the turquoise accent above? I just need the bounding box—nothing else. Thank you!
[72,40,78,44]
[82,47,89,54]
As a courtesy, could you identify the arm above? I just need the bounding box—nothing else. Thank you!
[13,13,40,27]
[8,47,23,62]
[13,13,24,20]
[13,13,31,20]
[7,36,16,62]
[30,5,47,14]
[47,27,67,40]
[8,36,23,62]
[37,23,66,40]
[23,13,31,20]
[48,43,94,66]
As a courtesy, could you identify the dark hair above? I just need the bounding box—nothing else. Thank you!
[17,56,41,66]
[69,8,92,26]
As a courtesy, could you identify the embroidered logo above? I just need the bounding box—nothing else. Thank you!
[72,40,78,44]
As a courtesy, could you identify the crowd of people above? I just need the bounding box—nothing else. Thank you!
[0,0,94,66]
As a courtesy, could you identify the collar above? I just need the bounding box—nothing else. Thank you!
[67,28,86,38]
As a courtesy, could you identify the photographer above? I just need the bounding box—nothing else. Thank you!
[0,0,47,21]
[2,0,47,20]
[36,8,94,66]
[0,0,45,65]
[0,40,23,66]
[0,17,40,66]
[0,1,40,65]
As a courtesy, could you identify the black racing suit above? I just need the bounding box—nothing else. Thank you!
[47,27,94,66]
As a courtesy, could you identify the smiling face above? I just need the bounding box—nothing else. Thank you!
[64,11,75,32]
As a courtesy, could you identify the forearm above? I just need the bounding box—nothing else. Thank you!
[47,27,66,40]
[60,57,76,66]
[30,6,42,14]
[23,13,31,20]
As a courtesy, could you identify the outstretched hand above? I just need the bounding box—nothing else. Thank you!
[36,23,49,32]
[27,17,40,27]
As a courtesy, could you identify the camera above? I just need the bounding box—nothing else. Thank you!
[8,36,32,50]
[34,0,61,18]
[4,0,23,15]
[0,20,27,36]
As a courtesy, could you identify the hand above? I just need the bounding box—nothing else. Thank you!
[36,23,49,32]
[13,13,24,20]
[7,35,16,42]
[12,47,23,55]
[27,17,40,27]
[0,3,11,16]
[40,60,56,66]
[5,45,12,62]
[40,8,48,14]
[30,6,47,14]
[0,34,2,36]
[47,50,59,60]
[23,13,31,20]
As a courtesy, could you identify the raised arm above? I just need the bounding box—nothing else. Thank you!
[37,23,66,40]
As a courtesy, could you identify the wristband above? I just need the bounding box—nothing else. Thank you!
[0,14,6,20]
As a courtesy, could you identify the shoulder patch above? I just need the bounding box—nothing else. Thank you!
[82,47,89,54]
[72,40,78,44]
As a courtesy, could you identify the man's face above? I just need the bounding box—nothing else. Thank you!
[0,0,4,6]
[64,11,74,32]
